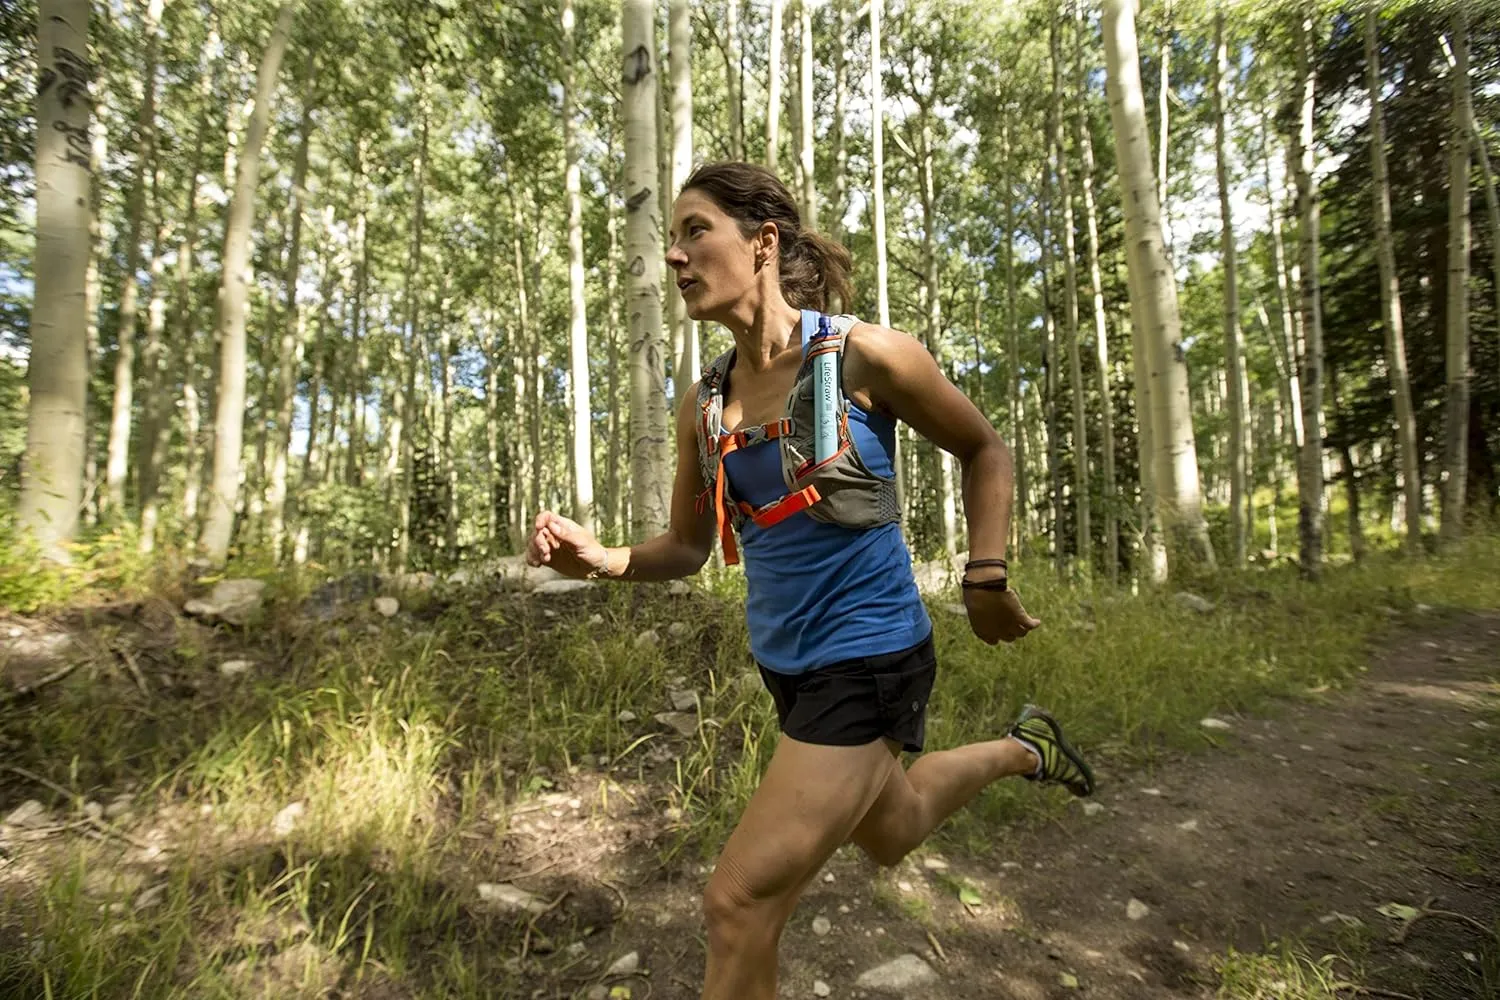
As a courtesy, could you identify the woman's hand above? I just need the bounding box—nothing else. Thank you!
[962,585,1041,645]
[525,511,610,580]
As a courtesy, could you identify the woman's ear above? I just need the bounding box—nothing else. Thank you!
[754,221,780,269]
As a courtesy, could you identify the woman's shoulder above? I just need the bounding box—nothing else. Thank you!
[841,318,927,372]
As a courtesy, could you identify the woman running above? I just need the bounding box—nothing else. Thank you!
[525,162,1094,1000]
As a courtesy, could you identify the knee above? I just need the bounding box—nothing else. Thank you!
[702,861,780,947]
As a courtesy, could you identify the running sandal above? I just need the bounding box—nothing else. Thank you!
[1007,704,1096,798]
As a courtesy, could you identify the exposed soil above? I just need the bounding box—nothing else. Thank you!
[580,611,1500,1000]
[2,599,1497,999]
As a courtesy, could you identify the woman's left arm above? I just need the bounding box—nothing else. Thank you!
[844,322,1039,643]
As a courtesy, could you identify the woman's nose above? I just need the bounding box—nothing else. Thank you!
[665,244,687,269]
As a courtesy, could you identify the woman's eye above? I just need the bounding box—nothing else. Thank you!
[690,224,706,237]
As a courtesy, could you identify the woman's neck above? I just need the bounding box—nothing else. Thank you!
[723,286,802,373]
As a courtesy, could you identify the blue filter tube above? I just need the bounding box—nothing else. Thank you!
[811,312,838,463]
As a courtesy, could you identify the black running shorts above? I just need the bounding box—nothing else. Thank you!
[757,633,937,753]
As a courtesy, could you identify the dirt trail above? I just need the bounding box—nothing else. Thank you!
[598,612,1500,1000]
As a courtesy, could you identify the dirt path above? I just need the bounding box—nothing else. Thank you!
[590,612,1500,1000]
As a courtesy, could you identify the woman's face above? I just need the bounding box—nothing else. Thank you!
[666,189,763,323]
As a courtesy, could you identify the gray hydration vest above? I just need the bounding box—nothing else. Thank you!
[695,311,902,565]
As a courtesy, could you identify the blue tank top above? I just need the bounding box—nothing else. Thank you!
[721,362,932,675]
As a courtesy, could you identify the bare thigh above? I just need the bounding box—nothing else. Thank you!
[712,734,897,907]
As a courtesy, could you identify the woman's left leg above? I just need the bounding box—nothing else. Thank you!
[701,734,894,1000]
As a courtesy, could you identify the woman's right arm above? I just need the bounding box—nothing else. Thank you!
[526,385,716,581]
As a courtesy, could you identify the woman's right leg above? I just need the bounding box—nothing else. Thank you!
[701,734,897,1000]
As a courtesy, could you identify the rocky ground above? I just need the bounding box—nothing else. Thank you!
[1,576,1496,999]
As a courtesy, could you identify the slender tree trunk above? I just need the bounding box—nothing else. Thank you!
[133,172,167,553]
[1213,12,1247,569]
[81,105,107,529]
[104,0,163,515]
[267,97,310,559]
[1072,18,1117,581]
[1472,117,1500,422]
[1052,15,1089,574]
[1128,285,1165,583]
[832,0,847,251]
[798,0,816,227]
[1003,110,1025,551]
[1441,10,1472,542]
[916,110,957,556]
[1365,10,1422,555]
[625,0,671,539]
[1156,0,1172,253]
[1102,0,1214,575]
[199,0,296,565]
[564,0,596,534]
[345,140,369,488]
[605,158,624,541]
[668,0,697,408]
[395,77,429,569]
[1261,112,1304,490]
[870,0,897,511]
[151,86,206,543]
[1291,9,1326,574]
[439,313,457,559]
[726,0,743,160]
[1041,144,1062,572]
[766,0,783,172]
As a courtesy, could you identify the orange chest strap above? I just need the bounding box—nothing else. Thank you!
[697,419,792,566]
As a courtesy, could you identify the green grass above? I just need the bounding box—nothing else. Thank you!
[2,533,1498,997]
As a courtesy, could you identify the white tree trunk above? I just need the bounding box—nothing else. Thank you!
[1472,118,1500,437]
[798,0,816,227]
[1156,0,1171,253]
[1073,6,1116,581]
[1441,9,1471,542]
[1213,12,1247,569]
[1052,15,1089,574]
[726,0,743,160]
[105,0,164,514]
[199,0,296,565]
[869,0,898,510]
[1003,110,1025,550]
[1261,111,1304,481]
[832,0,847,251]
[624,0,671,540]
[766,0,783,172]
[267,98,310,558]
[564,0,596,534]
[1102,0,1214,575]
[1291,10,1325,573]
[668,0,697,406]
[1365,10,1422,556]
[19,0,91,559]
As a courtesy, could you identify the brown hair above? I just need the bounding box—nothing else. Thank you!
[680,161,853,313]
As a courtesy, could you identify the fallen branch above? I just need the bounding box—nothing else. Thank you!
[6,660,81,700]
[1336,987,1418,1000]
[115,647,149,694]
[518,890,570,962]
[1390,895,1496,945]
[925,929,949,963]
[0,763,156,852]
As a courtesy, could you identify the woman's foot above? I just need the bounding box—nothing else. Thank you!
[1007,705,1096,797]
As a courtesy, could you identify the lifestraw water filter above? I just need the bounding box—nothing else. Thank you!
[807,310,838,463]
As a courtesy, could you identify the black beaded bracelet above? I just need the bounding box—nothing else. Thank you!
[964,558,1008,572]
